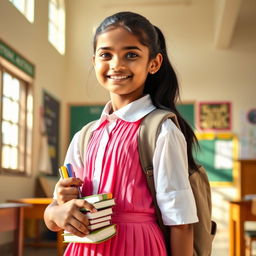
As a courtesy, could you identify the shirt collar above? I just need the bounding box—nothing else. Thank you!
[92,94,156,130]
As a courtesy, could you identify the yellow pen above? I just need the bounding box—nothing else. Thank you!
[60,166,69,179]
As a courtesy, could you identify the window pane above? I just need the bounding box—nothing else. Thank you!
[3,73,20,100]
[10,78,20,101]
[11,101,20,123]
[11,124,19,146]
[2,97,12,121]
[10,147,18,169]
[2,145,11,169]
[2,121,12,145]
[3,72,12,97]
[1,145,18,169]
[1,122,19,147]
[2,99,19,123]
[48,0,65,54]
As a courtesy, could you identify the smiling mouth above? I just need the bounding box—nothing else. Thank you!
[107,75,132,80]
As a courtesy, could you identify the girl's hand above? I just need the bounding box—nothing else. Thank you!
[51,199,97,237]
[56,178,83,205]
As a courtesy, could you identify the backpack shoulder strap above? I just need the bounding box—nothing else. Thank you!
[78,120,97,160]
[138,108,180,250]
[138,108,180,172]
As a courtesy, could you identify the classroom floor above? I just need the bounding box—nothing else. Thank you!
[24,247,57,256]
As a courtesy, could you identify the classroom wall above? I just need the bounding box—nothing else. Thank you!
[63,0,256,136]
[0,0,67,245]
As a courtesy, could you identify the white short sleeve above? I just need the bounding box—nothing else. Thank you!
[153,119,198,225]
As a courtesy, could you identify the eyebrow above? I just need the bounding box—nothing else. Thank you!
[97,46,142,52]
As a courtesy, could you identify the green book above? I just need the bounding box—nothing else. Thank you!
[63,224,117,244]
[82,193,113,204]
[85,207,113,220]
[81,199,115,211]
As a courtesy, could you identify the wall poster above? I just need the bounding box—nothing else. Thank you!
[198,101,232,131]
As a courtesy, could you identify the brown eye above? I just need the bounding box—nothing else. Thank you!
[126,52,138,59]
[99,52,111,59]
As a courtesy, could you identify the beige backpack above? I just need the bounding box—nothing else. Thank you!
[79,108,217,256]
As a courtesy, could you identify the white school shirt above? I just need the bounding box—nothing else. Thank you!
[63,95,198,226]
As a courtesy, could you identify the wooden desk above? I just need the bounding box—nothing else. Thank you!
[9,198,65,256]
[229,200,256,256]
[0,203,29,256]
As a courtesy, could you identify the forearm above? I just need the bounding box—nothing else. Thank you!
[169,224,193,256]
[44,200,62,232]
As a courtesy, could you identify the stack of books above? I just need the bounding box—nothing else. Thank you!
[63,192,116,243]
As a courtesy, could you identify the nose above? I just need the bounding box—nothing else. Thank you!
[110,56,125,71]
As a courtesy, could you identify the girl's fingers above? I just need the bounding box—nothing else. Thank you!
[58,195,79,204]
[73,209,90,226]
[58,177,83,187]
[74,199,97,213]
[64,222,89,237]
[58,186,80,196]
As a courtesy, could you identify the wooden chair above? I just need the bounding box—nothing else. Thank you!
[245,199,256,256]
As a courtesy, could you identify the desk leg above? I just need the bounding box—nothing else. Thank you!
[229,204,235,256]
[57,230,64,256]
[234,204,245,256]
[14,208,24,256]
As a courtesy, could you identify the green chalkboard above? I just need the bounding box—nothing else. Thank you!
[177,103,195,129]
[194,134,236,184]
[69,102,195,141]
[69,105,104,141]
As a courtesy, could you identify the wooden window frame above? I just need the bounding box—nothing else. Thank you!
[0,59,33,176]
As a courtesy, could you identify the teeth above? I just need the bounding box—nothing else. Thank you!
[109,75,130,79]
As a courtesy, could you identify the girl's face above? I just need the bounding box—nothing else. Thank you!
[93,27,162,105]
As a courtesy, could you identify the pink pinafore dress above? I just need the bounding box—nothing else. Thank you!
[64,119,167,256]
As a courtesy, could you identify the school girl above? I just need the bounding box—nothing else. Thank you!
[44,11,198,256]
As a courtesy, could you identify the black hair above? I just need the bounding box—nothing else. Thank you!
[93,11,199,171]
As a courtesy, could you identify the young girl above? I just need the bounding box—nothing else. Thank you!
[44,11,198,256]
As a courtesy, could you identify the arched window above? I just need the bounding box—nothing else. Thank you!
[9,0,34,23]
[48,0,66,55]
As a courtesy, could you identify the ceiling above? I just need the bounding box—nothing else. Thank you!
[100,0,253,49]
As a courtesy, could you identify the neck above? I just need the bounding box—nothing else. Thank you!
[110,92,144,111]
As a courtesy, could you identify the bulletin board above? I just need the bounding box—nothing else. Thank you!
[195,133,238,186]
[69,102,195,141]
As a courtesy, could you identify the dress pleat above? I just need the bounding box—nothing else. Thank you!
[64,119,167,256]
